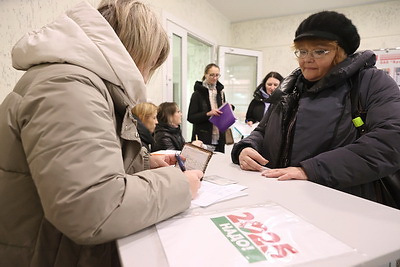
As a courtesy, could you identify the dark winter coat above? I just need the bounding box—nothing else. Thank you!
[187,81,226,152]
[133,115,155,152]
[153,123,186,151]
[232,50,400,203]
[245,89,271,123]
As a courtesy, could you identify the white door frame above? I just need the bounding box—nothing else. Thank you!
[218,46,263,85]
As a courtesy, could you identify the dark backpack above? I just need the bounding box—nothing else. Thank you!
[350,69,400,209]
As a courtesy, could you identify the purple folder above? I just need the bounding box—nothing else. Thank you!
[208,103,236,133]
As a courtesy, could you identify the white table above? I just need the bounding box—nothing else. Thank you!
[117,151,400,266]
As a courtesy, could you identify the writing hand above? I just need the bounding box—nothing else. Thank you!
[191,140,204,148]
[149,154,177,168]
[184,170,203,199]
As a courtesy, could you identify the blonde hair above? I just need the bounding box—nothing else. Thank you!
[293,38,347,66]
[131,102,157,123]
[98,0,170,79]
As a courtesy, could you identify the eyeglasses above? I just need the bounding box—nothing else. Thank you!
[208,73,221,78]
[294,49,331,59]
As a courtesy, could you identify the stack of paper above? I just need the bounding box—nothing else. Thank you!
[191,180,247,207]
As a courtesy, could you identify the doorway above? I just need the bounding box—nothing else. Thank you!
[166,21,215,140]
[218,46,263,122]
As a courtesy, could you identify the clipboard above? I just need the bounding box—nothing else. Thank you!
[176,143,213,172]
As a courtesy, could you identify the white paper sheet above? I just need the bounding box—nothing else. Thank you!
[191,181,248,207]
[233,121,259,137]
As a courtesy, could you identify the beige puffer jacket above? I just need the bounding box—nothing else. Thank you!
[0,2,191,266]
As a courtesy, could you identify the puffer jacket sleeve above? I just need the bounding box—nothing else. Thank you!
[19,71,191,245]
[301,68,400,189]
[245,99,257,122]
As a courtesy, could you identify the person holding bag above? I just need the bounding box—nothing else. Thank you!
[231,11,400,209]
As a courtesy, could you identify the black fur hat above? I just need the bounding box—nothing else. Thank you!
[294,11,360,55]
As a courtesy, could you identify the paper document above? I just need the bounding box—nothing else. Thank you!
[233,121,259,138]
[204,175,237,185]
[191,181,247,207]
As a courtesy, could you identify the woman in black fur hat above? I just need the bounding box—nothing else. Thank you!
[231,11,400,208]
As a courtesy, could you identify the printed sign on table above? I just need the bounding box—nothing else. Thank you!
[156,203,355,266]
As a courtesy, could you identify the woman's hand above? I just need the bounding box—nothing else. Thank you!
[183,170,203,199]
[149,154,177,168]
[261,167,308,181]
[246,121,254,126]
[191,140,204,148]
[238,147,269,171]
[206,108,222,117]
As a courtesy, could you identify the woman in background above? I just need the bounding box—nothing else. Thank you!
[131,102,158,152]
[154,102,204,151]
[245,71,284,126]
[154,102,185,151]
[188,63,231,153]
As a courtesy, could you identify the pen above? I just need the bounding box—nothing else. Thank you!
[175,153,186,171]
[195,134,198,141]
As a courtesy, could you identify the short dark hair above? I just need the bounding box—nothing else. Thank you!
[157,102,178,124]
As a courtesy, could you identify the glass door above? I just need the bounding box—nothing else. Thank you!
[166,21,213,140]
[166,22,188,138]
[218,47,263,123]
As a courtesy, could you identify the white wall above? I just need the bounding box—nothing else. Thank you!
[0,0,99,102]
[0,0,231,104]
[1,0,399,103]
[231,0,400,79]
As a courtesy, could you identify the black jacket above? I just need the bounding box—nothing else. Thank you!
[232,50,400,203]
[187,81,226,152]
[133,115,155,152]
[153,123,185,151]
[245,89,271,123]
